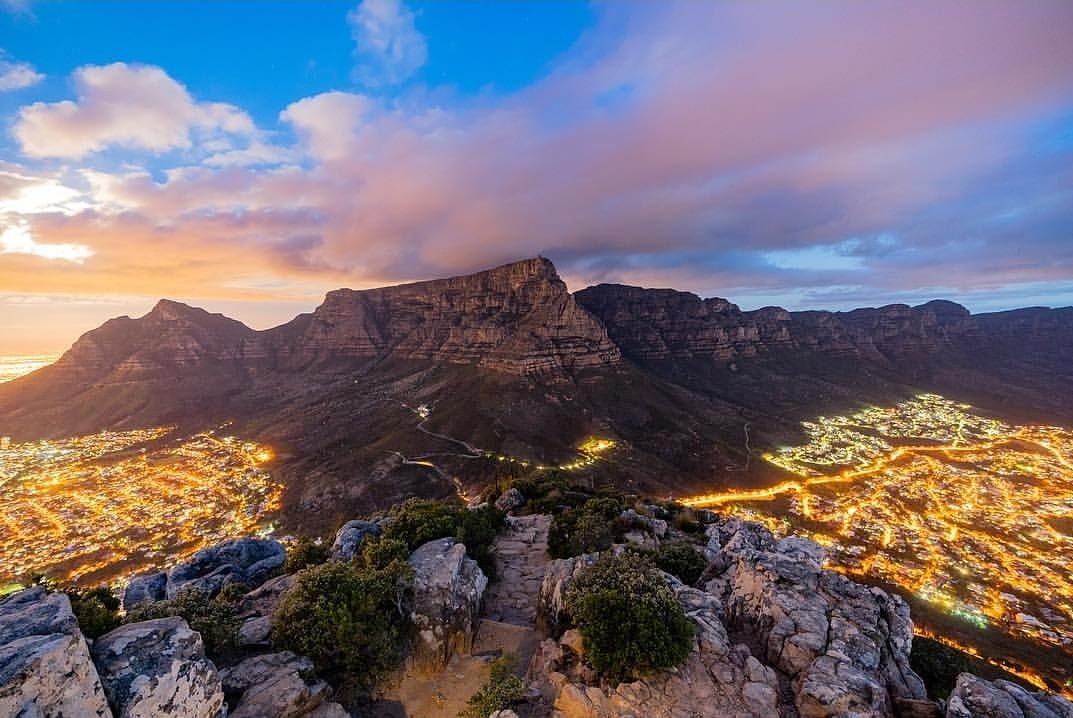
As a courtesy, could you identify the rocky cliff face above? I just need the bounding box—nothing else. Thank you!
[274,257,620,374]
[574,284,992,363]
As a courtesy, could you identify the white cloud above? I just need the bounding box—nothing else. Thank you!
[348,0,427,86]
[1,222,92,263]
[281,91,371,161]
[13,63,254,159]
[0,52,43,91]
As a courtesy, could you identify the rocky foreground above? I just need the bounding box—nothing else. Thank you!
[2,510,1071,718]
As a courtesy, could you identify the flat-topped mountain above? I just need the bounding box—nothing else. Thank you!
[1,257,1071,528]
[271,256,620,373]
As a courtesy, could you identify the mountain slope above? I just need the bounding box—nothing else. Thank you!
[1,258,1071,529]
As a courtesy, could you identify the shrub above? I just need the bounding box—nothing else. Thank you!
[910,636,973,700]
[360,536,410,570]
[458,655,526,718]
[271,559,413,687]
[64,585,120,639]
[548,494,626,558]
[564,552,693,683]
[653,542,708,586]
[382,499,462,550]
[124,587,241,661]
[283,536,330,573]
[382,499,505,579]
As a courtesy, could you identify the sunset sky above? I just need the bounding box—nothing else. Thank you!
[1,0,1072,354]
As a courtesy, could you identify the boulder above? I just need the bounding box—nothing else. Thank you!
[712,521,927,716]
[0,587,111,717]
[329,520,381,562]
[121,571,167,611]
[166,538,286,599]
[235,573,295,648]
[620,508,668,539]
[92,616,225,718]
[494,487,526,513]
[946,673,1073,718]
[221,651,344,718]
[408,538,487,672]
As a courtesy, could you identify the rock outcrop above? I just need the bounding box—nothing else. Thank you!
[235,573,295,649]
[945,673,1073,718]
[124,538,286,609]
[531,576,781,717]
[533,517,933,717]
[283,257,620,375]
[329,519,381,561]
[0,587,111,717]
[91,616,226,718]
[409,538,488,672]
[574,283,988,364]
[221,651,346,718]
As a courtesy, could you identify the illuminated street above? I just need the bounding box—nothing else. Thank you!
[683,394,1073,691]
[0,427,281,587]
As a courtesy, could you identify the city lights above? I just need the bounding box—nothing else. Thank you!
[0,427,282,587]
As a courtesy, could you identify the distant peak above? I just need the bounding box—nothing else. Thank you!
[148,299,202,319]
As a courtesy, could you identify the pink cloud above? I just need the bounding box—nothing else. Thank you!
[14,63,254,159]
[3,0,1072,346]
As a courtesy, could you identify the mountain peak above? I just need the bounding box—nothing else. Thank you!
[147,298,205,321]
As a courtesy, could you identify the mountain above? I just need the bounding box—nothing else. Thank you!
[1,257,1071,530]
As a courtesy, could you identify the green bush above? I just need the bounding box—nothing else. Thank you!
[283,536,330,573]
[271,559,413,687]
[653,542,708,586]
[360,536,410,570]
[564,552,694,683]
[548,494,626,558]
[910,636,973,700]
[64,585,120,639]
[459,655,526,718]
[382,499,461,551]
[124,587,241,661]
[381,499,505,579]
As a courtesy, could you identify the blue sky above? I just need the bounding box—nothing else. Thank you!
[0,0,1072,352]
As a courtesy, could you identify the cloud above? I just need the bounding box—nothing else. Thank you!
[0,52,43,91]
[1,222,92,263]
[13,63,254,159]
[347,0,427,86]
[3,0,1073,330]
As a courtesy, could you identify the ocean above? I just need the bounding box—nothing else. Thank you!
[0,354,60,383]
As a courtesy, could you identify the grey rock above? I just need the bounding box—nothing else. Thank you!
[167,537,286,599]
[221,651,342,718]
[408,538,487,672]
[92,616,225,718]
[494,487,526,513]
[122,571,167,611]
[0,587,111,718]
[329,520,381,562]
[946,673,1073,718]
[620,508,668,539]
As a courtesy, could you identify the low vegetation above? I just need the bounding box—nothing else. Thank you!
[651,541,708,586]
[271,555,413,687]
[381,498,505,578]
[124,586,243,661]
[564,551,694,683]
[909,636,973,699]
[282,535,330,573]
[64,585,121,639]
[547,494,627,558]
[459,655,526,718]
